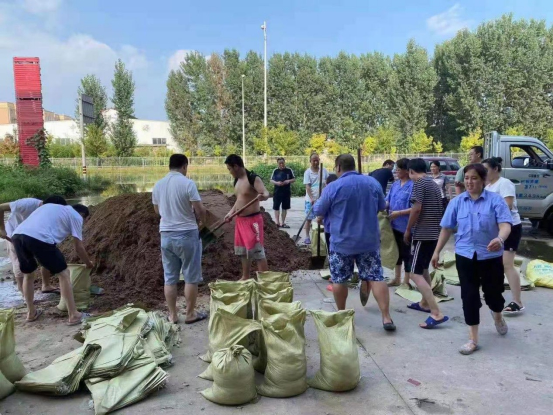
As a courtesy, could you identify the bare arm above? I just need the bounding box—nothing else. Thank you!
[73,238,93,268]
[286,178,296,185]
[0,202,11,240]
[404,202,421,244]
[306,184,313,203]
[153,204,159,215]
[254,176,270,201]
[504,196,514,210]
[191,200,206,224]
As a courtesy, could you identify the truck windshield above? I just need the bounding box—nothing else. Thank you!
[510,145,547,168]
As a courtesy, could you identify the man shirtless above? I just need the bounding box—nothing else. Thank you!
[224,154,270,280]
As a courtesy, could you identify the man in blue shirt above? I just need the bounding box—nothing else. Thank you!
[314,154,395,331]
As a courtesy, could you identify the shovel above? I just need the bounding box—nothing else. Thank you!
[292,204,314,244]
[200,195,261,250]
[311,163,326,270]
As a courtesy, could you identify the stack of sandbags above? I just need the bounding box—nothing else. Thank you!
[0,309,27,399]
[86,344,168,415]
[57,264,92,311]
[201,345,256,405]
[308,310,359,392]
[257,308,307,398]
[15,344,101,395]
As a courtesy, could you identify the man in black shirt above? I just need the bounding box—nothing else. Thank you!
[270,157,296,228]
[370,159,395,195]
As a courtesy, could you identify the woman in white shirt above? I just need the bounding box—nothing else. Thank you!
[429,161,449,211]
[483,157,525,315]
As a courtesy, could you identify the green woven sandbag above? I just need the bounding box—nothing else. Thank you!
[257,309,307,398]
[308,309,359,392]
[253,300,302,374]
[256,271,290,283]
[378,212,399,270]
[201,345,256,406]
[57,264,91,312]
[0,309,26,383]
[0,370,15,400]
[210,279,254,318]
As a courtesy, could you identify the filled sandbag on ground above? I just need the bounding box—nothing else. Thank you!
[308,310,360,392]
[57,264,92,311]
[526,260,553,288]
[257,271,290,283]
[257,309,307,398]
[210,279,254,318]
[254,300,303,373]
[0,309,27,383]
[201,345,256,406]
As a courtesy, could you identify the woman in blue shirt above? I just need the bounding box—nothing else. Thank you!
[385,158,413,287]
[431,164,512,355]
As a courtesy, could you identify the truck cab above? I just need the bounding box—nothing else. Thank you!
[485,131,553,234]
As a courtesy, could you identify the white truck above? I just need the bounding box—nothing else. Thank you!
[485,131,553,235]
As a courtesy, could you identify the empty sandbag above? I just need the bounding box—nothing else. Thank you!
[378,212,399,270]
[254,300,303,373]
[308,309,359,392]
[57,264,92,312]
[0,370,15,400]
[201,345,256,406]
[200,309,261,363]
[0,309,27,383]
[257,309,307,398]
[256,271,290,283]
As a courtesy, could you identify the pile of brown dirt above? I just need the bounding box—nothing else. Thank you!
[60,190,310,311]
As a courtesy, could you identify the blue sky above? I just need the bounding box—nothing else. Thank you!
[1,0,553,120]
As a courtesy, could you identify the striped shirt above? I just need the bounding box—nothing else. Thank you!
[411,176,444,240]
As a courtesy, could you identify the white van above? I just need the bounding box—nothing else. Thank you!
[485,131,553,234]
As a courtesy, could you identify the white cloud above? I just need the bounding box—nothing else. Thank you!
[167,49,194,72]
[427,4,472,36]
[0,1,167,119]
[19,0,63,13]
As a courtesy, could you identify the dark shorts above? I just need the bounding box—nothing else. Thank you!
[328,250,384,284]
[410,240,437,275]
[504,223,522,252]
[392,229,412,272]
[11,234,68,275]
[273,191,291,211]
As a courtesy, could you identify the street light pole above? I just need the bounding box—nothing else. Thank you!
[261,21,267,129]
[241,74,246,165]
[78,94,86,177]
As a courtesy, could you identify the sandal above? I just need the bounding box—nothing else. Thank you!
[281,224,290,228]
[383,320,396,331]
[67,312,92,326]
[407,302,431,313]
[459,340,479,355]
[185,311,209,325]
[491,311,508,335]
[503,301,525,315]
[420,315,449,329]
[26,309,43,322]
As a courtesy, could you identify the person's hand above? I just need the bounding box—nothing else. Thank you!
[388,211,400,221]
[224,212,233,223]
[258,193,270,202]
[310,197,315,205]
[403,230,411,246]
[431,253,440,270]
[0,229,9,241]
[86,261,94,269]
[487,237,503,252]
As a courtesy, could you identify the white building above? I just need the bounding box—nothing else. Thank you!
[0,108,178,150]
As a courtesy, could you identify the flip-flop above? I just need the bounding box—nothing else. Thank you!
[420,315,449,329]
[41,288,60,294]
[503,301,525,315]
[360,281,369,307]
[67,312,92,326]
[407,302,431,313]
[383,321,396,331]
[281,224,290,228]
[26,309,43,322]
[167,316,179,324]
[185,311,208,325]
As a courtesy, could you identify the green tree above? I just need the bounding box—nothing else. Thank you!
[408,129,434,153]
[460,129,484,151]
[305,133,326,155]
[0,134,18,156]
[75,74,108,130]
[84,124,108,157]
[362,135,378,155]
[110,59,137,156]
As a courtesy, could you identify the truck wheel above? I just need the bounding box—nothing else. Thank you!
[546,213,553,236]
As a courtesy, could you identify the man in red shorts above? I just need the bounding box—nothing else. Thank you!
[224,154,270,280]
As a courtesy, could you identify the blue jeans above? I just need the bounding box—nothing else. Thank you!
[161,230,202,285]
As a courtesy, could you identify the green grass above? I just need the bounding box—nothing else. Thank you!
[0,165,111,204]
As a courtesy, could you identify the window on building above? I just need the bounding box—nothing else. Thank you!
[152,138,167,145]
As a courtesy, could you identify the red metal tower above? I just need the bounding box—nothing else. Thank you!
[13,57,44,166]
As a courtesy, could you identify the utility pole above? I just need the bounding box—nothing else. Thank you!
[242,74,246,165]
[261,21,267,128]
[79,95,86,177]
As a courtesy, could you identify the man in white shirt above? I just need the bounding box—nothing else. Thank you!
[152,154,207,325]
[10,203,93,324]
[303,153,329,244]
[0,196,67,294]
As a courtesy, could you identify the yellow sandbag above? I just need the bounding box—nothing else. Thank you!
[257,309,307,398]
[378,212,399,270]
[0,309,27,383]
[310,223,328,257]
[526,260,553,288]
[257,271,290,283]
[57,264,91,312]
[254,300,303,373]
[0,370,15,400]
[201,345,256,406]
[308,310,359,392]
[210,280,254,318]
[200,309,261,363]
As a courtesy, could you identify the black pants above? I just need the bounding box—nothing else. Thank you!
[392,229,411,272]
[456,253,505,326]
